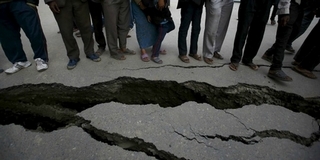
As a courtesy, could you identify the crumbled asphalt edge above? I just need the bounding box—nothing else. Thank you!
[0,76,320,159]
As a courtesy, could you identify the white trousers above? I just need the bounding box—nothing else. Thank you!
[203,0,234,58]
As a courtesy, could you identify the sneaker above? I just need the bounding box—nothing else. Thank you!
[0,69,3,73]
[5,61,32,74]
[86,53,101,62]
[261,54,273,63]
[67,58,80,70]
[35,58,48,72]
[285,46,295,53]
[268,69,293,81]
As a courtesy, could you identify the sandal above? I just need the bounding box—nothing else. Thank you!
[141,53,150,62]
[178,55,190,63]
[120,48,136,55]
[243,62,259,71]
[229,62,239,71]
[151,56,163,64]
[111,53,126,60]
[204,57,213,65]
[189,54,202,61]
[292,66,317,79]
[213,52,224,60]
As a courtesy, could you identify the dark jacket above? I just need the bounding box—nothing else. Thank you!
[141,0,172,25]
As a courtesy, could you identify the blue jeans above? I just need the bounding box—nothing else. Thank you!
[178,2,203,56]
[0,0,48,64]
[152,20,175,57]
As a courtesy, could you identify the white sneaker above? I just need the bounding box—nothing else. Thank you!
[5,61,32,74]
[35,58,48,72]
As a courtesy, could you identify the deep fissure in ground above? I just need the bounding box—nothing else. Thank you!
[1,77,319,159]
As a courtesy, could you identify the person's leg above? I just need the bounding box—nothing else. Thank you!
[242,0,272,64]
[271,3,302,70]
[203,0,222,59]
[0,2,28,64]
[11,0,48,62]
[152,22,172,62]
[286,6,314,50]
[178,2,193,56]
[53,1,80,60]
[189,3,203,55]
[73,0,95,57]
[88,0,106,51]
[230,0,254,64]
[267,2,302,81]
[214,0,233,54]
[102,0,125,59]
[118,0,130,51]
[294,19,320,66]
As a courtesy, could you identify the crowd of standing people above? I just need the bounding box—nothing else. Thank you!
[0,0,319,81]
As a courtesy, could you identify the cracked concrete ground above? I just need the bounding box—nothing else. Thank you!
[0,1,320,160]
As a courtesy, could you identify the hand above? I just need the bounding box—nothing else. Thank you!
[147,15,151,22]
[48,1,60,14]
[158,0,165,11]
[138,1,146,10]
[278,15,290,27]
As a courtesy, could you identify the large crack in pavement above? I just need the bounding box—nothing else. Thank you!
[1,76,320,159]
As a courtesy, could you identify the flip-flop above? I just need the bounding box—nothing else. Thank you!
[178,55,190,63]
[189,54,202,61]
[204,57,213,65]
[243,62,259,71]
[152,57,163,64]
[141,53,150,62]
[229,62,239,71]
[292,66,317,79]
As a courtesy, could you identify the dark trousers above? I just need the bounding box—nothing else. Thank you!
[152,21,175,57]
[266,2,303,70]
[178,2,203,55]
[286,5,314,47]
[88,0,106,49]
[0,0,48,64]
[231,0,272,64]
[102,0,130,55]
[53,0,94,59]
[294,19,320,71]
